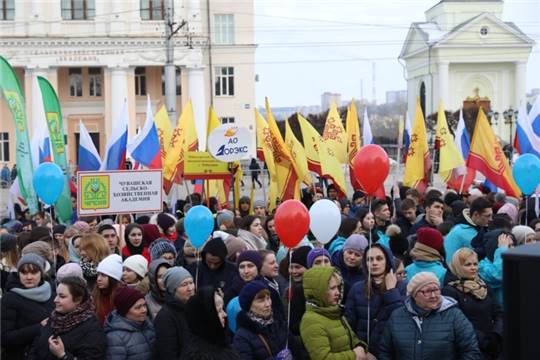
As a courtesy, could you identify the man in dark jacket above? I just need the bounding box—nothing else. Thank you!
[408,197,445,236]
[378,272,481,360]
[187,237,236,290]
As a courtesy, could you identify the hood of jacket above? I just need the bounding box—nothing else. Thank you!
[360,243,395,273]
[104,310,153,333]
[147,258,171,301]
[303,266,342,309]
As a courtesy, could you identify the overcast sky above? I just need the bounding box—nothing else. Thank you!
[253,0,540,107]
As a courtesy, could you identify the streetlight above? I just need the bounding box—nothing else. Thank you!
[503,107,517,144]
[487,111,499,126]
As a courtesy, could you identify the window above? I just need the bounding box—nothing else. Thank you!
[61,0,95,20]
[135,67,147,96]
[69,68,83,97]
[480,26,488,36]
[0,0,14,20]
[161,67,182,96]
[214,66,234,96]
[0,132,9,162]
[88,67,102,97]
[214,14,234,44]
[220,117,235,124]
[140,0,164,20]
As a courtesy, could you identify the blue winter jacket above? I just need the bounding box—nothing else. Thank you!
[405,260,447,285]
[345,280,407,355]
[104,310,156,360]
[479,247,507,305]
[378,296,481,360]
[444,223,478,264]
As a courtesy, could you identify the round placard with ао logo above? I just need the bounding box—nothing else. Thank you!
[207,125,253,162]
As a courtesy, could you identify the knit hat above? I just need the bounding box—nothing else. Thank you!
[512,225,535,246]
[239,280,268,311]
[290,246,311,268]
[123,255,149,279]
[239,196,250,204]
[57,263,84,282]
[142,224,161,244]
[343,234,369,253]
[149,239,177,261]
[498,203,518,225]
[96,254,123,281]
[21,240,52,262]
[0,233,17,252]
[52,225,67,236]
[236,250,262,270]
[416,227,444,253]
[216,210,234,227]
[17,253,46,272]
[72,221,90,233]
[253,199,266,209]
[307,248,331,268]
[114,287,145,317]
[202,237,228,262]
[30,226,51,242]
[443,191,460,207]
[225,236,248,261]
[157,213,176,231]
[406,271,440,296]
[163,266,192,295]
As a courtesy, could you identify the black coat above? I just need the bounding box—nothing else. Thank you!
[187,259,237,290]
[232,311,288,360]
[153,295,190,360]
[1,279,55,360]
[182,330,240,360]
[442,275,503,359]
[28,316,106,360]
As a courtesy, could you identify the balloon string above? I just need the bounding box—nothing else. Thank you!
[195,249,199,291]
[525,196,529,226]
[366,196,372,348]
[48,204,57,278]
[286,248,292,350]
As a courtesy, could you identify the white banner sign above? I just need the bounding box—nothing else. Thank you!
[77,170,163,216]
[207,125,253,162]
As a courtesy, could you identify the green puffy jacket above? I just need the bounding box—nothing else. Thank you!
[300,267,367,360]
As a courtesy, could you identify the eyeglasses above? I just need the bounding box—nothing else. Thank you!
[417,287,441,297]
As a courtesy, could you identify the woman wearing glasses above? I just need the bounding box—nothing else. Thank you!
[379,272,481,360]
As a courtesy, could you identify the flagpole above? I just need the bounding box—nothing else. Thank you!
[458,168,468,194]
[395,115,404,185]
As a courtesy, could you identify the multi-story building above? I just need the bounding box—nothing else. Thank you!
[321,92,341,112]
[0,0,256,166]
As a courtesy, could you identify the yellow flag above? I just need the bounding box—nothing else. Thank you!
[346,100,362,190]
[298,114,346,195]
[298,114,322,175]
[467,107,520,197]
[163,101,199,192]
[403,98,431,189]
[265,98,300,201]
[436,102,464,181]
[285,119,311,185]
[154,104,173,165]
[255,109,278,211]
[322,102,347,164]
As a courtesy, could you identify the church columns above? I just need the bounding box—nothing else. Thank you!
[438,61,449,107]
[108,66,135,140]
[187,65,207,151]
[515,61,527,105]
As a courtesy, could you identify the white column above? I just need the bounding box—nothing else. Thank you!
[438,61,449,108]
[515,61,527,105]
[110,67,129,123]
[186,0,202,34]
[187,65,207,151]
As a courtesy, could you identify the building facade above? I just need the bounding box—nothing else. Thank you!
[0,0,256,166]
[399,0,535,141]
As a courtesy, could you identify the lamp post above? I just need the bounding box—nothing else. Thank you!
[487,111,499,126]
[503,108,518,145]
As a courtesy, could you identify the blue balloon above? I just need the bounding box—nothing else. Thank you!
[184,205,214,249]
[32,162,65,205]
[512,154,540,195]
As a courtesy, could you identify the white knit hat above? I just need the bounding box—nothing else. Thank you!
[123,254,148,279]
[96,254,123,281]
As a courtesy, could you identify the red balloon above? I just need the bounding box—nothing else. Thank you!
[274,200,310,248]
[352,144,390,195]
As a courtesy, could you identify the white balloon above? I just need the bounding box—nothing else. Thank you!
[309,199,341,244]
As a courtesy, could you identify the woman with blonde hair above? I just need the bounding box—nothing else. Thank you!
[78,233,110,290]
[442,248,503,360]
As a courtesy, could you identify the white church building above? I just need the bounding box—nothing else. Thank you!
[399,0,535,141]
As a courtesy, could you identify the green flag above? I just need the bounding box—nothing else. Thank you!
[0,56,39,214]
[37,76,73,223]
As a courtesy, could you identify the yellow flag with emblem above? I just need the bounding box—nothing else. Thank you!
[285,118,311,185]
[346,100,362,190]
[255,109,278,210]
[298,114,322,175]
[154,104,173,166]
[322,102,347,164]
[403,98,431,191]
[436,102,465,182]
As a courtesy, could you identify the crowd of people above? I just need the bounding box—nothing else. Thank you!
[1,183,538,360]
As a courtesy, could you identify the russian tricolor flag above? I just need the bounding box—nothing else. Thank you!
[530,93,540,137]
[514,100,540,157]
[446,109,475,192]
[455,109,470,159]
[101,101,128,170]
[31,76,52,167]
[78,120,102,171]
[127,96,162,169]
[362,107,373,145]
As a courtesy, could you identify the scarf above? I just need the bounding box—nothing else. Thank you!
[80,259,97,280]
[448,278,488,300]
[11,281,51,302]
[50,299,95,335]
[126,239,145,256]
[264,277,280,295]
[68,240,81,263]
[247,310,274,327]
[409,242,443,262]
[238,229,267,250]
